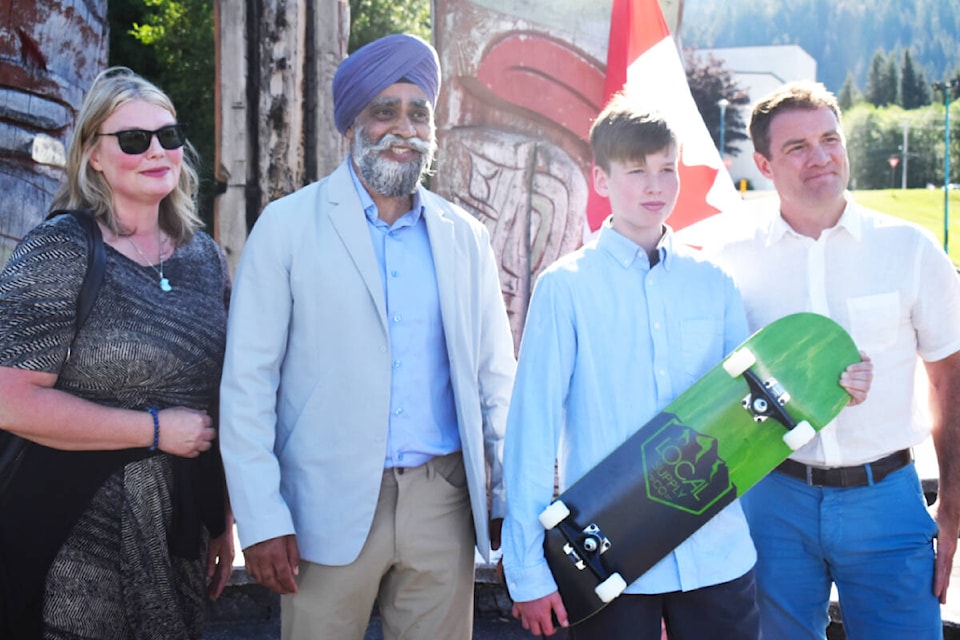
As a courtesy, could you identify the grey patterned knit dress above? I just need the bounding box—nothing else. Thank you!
[0,213,229,639]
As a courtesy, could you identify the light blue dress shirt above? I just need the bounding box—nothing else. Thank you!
[350,164,460,468]
[501,223,757,602]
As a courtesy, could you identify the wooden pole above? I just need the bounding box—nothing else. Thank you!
[213,0,349,276]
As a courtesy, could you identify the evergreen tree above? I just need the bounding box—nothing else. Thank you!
[900,50,931,109]
[885,53,900,106]
[865,49,897,107]
[838,72,861,112]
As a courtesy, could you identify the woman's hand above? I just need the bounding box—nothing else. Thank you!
[156,407,216,458]
[206,514,236,600]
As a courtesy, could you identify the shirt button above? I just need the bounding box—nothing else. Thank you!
[393,314,402,323]
[391,270,398,277]
[393,360,402,369]
[394,408,404,416]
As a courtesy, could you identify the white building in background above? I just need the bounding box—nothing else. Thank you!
[694,45,817,191]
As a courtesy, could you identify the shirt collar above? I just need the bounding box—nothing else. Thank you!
[348,160,424,227]
[598,218,674,269]
[766,193,861,244]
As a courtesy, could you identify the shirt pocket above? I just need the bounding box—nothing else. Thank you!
[679,318,723,380]
[846,292,900,353]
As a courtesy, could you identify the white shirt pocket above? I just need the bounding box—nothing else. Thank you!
[846,292,900,352]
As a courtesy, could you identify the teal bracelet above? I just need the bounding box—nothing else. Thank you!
[147,407,160,451]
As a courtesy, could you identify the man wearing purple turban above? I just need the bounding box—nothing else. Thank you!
[220,33,517,639]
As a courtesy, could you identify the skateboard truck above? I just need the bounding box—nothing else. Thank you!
[740,372,792,426]
[723,348,817,451]
[561,523,609,572]
[540,501,628,603]
[580,523,612,554]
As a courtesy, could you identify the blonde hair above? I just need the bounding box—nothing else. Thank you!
[50,66,202,244]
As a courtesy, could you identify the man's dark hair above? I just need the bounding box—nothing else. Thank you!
[750,81,842,158]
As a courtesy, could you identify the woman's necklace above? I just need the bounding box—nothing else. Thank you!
[126,230,172,292]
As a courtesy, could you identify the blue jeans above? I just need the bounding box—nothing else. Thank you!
[742,463,941,640]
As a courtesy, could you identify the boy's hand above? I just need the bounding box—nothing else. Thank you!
[512,592,568,637]
[840,351,873,406]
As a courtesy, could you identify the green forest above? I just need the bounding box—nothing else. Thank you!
[680,0,960,94]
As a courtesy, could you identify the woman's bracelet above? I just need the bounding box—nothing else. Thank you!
[147,407,160,451]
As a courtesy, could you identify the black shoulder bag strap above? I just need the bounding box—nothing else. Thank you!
[49,209,107,344]
[0,210,106,495]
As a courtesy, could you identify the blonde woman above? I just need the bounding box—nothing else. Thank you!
[0,67,233,639]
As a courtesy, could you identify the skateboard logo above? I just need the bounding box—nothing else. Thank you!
[641,415,732,514]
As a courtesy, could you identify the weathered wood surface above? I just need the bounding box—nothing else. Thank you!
[214,0,348,275]
[0,0,107,267]
[432,0,682,348]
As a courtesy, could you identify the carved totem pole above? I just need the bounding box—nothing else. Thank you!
[432,0,683,346]
[0,0,108,266]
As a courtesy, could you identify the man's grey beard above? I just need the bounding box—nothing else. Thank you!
[351,124,437,198]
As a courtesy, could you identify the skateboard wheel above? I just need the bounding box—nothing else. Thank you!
[783,420,816,450]
[723,348,756,377]
[538,500,571,530]
[595,572,628,603]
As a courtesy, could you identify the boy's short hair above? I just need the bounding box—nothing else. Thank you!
[590,93,677,172]
[749,80,842,158]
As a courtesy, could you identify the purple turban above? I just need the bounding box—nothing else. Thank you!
[332,33,441,135]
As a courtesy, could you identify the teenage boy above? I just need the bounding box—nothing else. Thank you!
[500,94,762,639]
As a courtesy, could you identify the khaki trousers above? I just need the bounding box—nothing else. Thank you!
[280,452,476,640]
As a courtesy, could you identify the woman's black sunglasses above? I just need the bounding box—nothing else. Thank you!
[95,124,187,155]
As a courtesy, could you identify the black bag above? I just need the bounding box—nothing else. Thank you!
[0,210,106,495]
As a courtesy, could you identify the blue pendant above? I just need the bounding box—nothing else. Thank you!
[160,277,172,292]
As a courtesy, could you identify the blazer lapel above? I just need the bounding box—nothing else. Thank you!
[424,199,459,346]
[327,164,389,333]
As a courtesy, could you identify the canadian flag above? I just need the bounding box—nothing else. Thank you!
[586,0,742,238]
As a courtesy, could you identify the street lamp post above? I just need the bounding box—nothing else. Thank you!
[901,120,909,190]
[717,98,730,159]
[933,79,958,254]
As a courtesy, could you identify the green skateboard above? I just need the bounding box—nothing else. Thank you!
[539,312,860,626]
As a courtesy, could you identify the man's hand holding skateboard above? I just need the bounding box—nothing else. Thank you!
[840,352,873,406]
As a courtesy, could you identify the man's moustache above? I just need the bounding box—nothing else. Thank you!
[369,134,432,156]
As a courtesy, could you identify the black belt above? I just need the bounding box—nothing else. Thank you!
[775,449,912,488]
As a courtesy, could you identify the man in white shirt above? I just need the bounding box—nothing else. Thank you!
[705,80,960,639]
